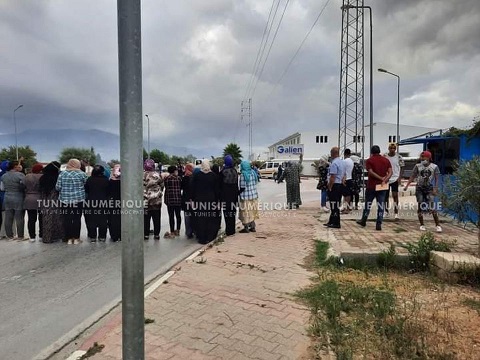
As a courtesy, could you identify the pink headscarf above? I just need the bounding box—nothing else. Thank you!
[144,159,155,172]
[110,164,121,180]
[184,163,194,177]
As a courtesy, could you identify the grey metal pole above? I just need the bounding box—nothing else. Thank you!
[396,75,400,144]
[14,110,18,161]
[145,114,150,158]
[367,6,373,151]
[13,105,23,161]
[117,0,144,359]
[378,68,400,143]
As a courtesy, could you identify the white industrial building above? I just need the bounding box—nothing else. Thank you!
[266,122,440,176]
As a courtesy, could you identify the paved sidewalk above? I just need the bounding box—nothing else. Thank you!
[78,206,319,360]
[59,189,479,360]
[319,195,479,256]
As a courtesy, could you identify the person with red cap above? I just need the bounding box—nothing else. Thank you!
[404,150,442,232]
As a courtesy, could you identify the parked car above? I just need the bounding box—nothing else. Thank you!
[258,161,281,179]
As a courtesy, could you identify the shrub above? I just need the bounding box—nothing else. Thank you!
[405,232,453,271]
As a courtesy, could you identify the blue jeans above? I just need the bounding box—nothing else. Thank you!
[361,189,387,224]
[321,190,328,207]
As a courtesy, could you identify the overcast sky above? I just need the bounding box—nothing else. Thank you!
[0,0,478,156]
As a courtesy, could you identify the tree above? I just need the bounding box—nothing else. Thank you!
[149,149,170,164]
[59,147,96,165]
[442,156,480,255]
[444,116,480,139]
[170,155,183,164]
[108,159,120,168]
[251,160,264,169]
[211,156,224,167]
[223,143,242,165]
[184,154,196,163]
[0,145,38,169]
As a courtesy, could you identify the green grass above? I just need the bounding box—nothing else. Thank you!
[315,241,329,265]
[404,232,454,271]
[462,298,480,313]
[377,244,398,269]
[296,278,433,359]
[300,240,458,359]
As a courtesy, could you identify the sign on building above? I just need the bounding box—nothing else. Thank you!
[276,144,304,156]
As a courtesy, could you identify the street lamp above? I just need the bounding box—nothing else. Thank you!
[341,4,373,151]
[13,104,23,160]
[378,68,400,144]
[145,114,150,158]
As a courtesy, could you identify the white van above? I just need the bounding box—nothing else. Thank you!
[258,161,281,179]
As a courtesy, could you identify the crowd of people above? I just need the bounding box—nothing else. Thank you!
[318,143,442,232]
[0,145,442,243]
[0,156,261,245]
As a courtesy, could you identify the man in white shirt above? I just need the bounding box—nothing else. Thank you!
[384,143,404,219]
[341,148,354,213]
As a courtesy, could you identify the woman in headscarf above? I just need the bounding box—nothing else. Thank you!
[85,165,109,242]
[164,165,182,238]
[282,161,302,209]
[317,158,330,213]
[211,164,222,231]
[238,160,259,233]
[350,155,363,210]
[181,163,195,239]
[220,155,239,236]
[108,164,121,242]
[39,162,64,243]
[143,159,164,240]
[1,161,26,239]
[103,166,111,180]
[191,159,220,244]
[24,163,44,241]
[0,160,10,237]
[56,158,88,244]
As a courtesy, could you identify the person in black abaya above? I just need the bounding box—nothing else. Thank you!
[220,155,239,236]
[108,164,121,242]
[191,159,220,244]
[211,164,222,233]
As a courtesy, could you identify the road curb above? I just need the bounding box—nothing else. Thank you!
[40,231,226,360]
[65,351,86,360]
[35,243,204,360]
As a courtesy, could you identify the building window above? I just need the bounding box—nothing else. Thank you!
[388,135,397,143]
[316,136,328,143]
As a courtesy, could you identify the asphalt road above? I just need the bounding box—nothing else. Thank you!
[0,179,318,360]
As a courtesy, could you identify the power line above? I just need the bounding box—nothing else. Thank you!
[245,0,282,100]
[243,0,277,101]
[251,0,291,99]
[253,0,332,127]
[238,0,278,146]
[270,0,332,96]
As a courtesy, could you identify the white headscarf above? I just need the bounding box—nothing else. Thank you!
[350,155,360,164]
[200,159,211,173]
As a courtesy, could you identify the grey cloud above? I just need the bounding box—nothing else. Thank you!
[0,0,478,157]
